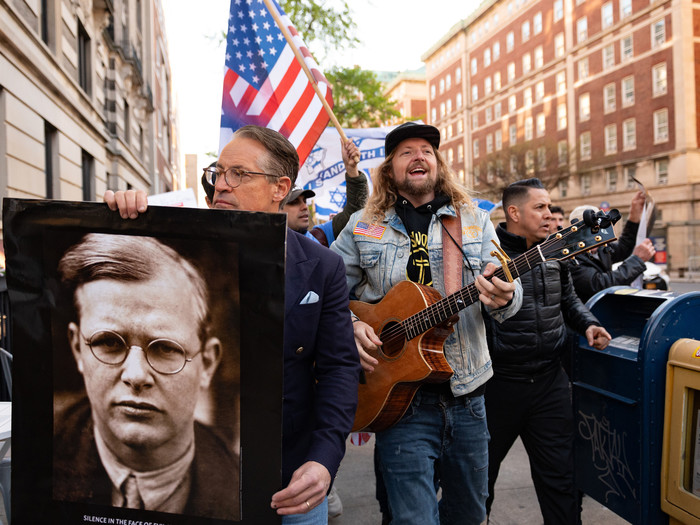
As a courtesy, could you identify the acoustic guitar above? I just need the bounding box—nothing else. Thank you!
[350,209,621,432]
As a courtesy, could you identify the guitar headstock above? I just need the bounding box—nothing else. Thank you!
[540,208,621,261]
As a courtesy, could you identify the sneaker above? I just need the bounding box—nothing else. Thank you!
[327,485,343,518]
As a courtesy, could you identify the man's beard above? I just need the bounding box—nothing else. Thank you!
[395,175,437,198]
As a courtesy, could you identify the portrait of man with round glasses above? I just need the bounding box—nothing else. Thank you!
[51,232,240,521]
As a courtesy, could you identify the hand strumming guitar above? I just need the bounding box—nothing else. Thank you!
[352,320,382,373]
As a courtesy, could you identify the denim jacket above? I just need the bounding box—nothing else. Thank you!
[331,202,523,395]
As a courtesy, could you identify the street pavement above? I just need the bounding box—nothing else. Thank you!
[331,434,630,524]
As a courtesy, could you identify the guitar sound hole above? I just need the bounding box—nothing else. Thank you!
[379,321,405,358]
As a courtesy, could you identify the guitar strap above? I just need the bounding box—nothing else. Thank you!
[441,211,463,295]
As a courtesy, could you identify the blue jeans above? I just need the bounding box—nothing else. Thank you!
[281,497,328,525]
[375,391,489,525]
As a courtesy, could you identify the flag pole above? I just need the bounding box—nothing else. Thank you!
[262,0,359,162]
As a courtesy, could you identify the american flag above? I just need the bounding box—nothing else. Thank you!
[353,221,386,240]
[219,0,332,165]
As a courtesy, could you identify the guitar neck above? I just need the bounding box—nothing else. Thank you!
[402,246,544,340]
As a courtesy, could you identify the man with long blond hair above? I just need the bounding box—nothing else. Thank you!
[332,122,522,525]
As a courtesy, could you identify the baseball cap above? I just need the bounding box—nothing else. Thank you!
[385,122,441,156]
[287,188,316,202]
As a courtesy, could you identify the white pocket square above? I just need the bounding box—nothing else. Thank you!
[300,291,319,305]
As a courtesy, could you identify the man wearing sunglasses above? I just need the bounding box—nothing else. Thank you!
[53,233,237,520]
[104,125,360,525]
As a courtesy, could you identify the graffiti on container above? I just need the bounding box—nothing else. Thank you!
[578,412,636,502]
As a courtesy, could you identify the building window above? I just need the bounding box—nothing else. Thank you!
[603,44,615,69]
[493,42,500,61]
[534,12,543,34]
[523,53,531,73]
[509,123,517,144]
[77,20,91,94]
[604,83,616,113]
[556,71,566,93]
[578,58,589,80]
[473,139,480,158]
[558,140,568,165]
[487,163,495,183]
[485,77,492,95]
[458,118,464,133]
[456,93,463,108]
[494,102,501,119]
[653,63,667,96]
[557,103,567,129]
[622,76,635,106]
[456,67,462,82]
[525,150,535,175]
[81,149,94,200]
[486,106,493,122]
[447,99,453,113]
[535,46,543,68]
[472,113,479,129]
[524,88,533,107]
[606,168,618,191]
[620,0,632,18]
[471,58,477,76]
[508,94,517,112]
[458,144,464,161]
[124,98,130,144]
[577,18,588,43]
[652,19,666,48]
[537,146,547,170]
[654,108,669,143]
[446,74,452,90]
[448,148,454,163]
[535,81,544,101]
[554,0,563,21]
[487,134,493,153]
[495,129,502,150]
[440,102,446,118]
[472,85,479,102]
[559,179,568,197]
[44,122,57,198]
[621,35,633,61]
[510,155,518,175]
[579,93,590,121]
[555,33,565,58]
[507,31,514,52]
[601,2,614,29]
[655,158,669,184]
[580,132,591,160]
[580,172,592,194]
[494,72,501,90]
[507,62,515,82]
[430,85,436,99]
[484,48,491,67]
[605,124,617,154]
[623,118,636,150]
[536,113,546,137]
[440,78,445,94]
[522,20,531,42]
[431,108,436,121]
[525,116,534,140]
[624,164,636,188]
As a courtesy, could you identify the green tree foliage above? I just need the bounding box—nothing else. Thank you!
[326,66,401,127]
[279,0,359,57]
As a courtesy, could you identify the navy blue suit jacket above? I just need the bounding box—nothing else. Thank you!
[282,230,360,486]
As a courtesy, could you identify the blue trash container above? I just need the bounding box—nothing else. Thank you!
[573,286,700,525]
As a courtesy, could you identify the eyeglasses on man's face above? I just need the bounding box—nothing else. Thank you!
[203,166,281,189]
[81,329,201,375]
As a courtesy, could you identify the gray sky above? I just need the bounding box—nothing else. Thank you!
[162,0,481,158]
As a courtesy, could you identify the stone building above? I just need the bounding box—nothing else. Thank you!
[0,0,178,216]
[424,0,700,272]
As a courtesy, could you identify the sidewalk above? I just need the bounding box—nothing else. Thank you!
[331,434,631,524]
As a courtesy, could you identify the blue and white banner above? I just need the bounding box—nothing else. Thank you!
[298,125,400,220]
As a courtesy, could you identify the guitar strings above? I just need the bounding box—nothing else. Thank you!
[374,226,587,346]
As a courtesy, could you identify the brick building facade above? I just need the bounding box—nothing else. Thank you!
[424,0,700,271]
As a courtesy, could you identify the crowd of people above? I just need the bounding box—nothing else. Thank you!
[88,121,657,524]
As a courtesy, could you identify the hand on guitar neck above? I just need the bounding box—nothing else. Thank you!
[351,261,516,374]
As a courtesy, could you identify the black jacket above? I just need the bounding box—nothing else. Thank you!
[569,220,645,302]
[484,223,601,380]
